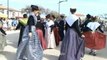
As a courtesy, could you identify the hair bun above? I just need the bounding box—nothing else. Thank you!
[31,5,33,7]
[31,5,39,11]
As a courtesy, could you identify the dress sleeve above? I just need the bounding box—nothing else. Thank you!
[73,20,82,37]
[16,22,21,30]
[27,16,35,32]
[50,25,55,32]
[98,25,104,33]
[0,28,6,35]
[65,22,68,32]
[59,20,64,30]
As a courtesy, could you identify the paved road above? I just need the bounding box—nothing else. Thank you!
[0,30,107,60]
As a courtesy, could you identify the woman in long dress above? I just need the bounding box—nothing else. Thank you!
[0,19,7,51]
[58,15,65,41]
[16,5,43,60]
[81,14,92,32]
[36,21,47,50]
[59,8,85,60]
[54,20,61,46]
[45,14,56,49]
[83,16,106,56]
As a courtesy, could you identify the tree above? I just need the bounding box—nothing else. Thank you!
[50,11,60,18]
[21,5,60,18]
[21,6,31,14]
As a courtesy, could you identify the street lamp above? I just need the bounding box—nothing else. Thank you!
[58,0,67,14]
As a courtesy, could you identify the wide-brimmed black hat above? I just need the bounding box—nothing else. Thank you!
[31,5,39,11]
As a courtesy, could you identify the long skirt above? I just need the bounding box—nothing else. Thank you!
[18,27,25,46]
[17,26,43,60]
[45,28,56,48]
[53,27,61,46]
[83,31,106,50]
[59,29,64,41]
[59,28,85,60]
[0,32,7,51]
[36,28,47,50]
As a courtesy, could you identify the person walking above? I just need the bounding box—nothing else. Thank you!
[83,16,106,56]
[45,14,56,49]
[17,5,43,60]
[0,18,7,51]
[59,8,85,60]
[16,14,28,46]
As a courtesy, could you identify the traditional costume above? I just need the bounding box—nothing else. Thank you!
[36,22,47,50]
[45,19,56,48]
[53,21,61,46]
[16,5,43,60]
[83,22,106,50]
[59,12,85,60]
[58,19,64,41]
[81,14,92,32]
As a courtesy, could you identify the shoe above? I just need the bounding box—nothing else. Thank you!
[92,52,96,56]
[89,51,93,55]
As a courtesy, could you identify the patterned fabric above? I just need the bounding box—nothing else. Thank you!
[17,26,43,60]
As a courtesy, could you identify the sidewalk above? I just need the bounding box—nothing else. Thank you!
[0,30,107,60]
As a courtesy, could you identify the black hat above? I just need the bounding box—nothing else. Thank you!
[31,5,39,11]
[46,14,51,19]
[86,14,91,19]
[23,14,27,18]
[70,8,76,14]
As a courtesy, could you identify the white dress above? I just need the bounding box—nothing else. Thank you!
[2,20,8,29]
[45,20,56,48]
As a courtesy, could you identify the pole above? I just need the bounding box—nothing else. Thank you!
[58,0,63,14]
[7,0,9,18]
[58,0,68,14]
[58,1,60,14]
[65,0,68,2]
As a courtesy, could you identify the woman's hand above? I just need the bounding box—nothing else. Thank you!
[29,33,32,37]
[81,35,85,38]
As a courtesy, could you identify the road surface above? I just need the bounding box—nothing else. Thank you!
[0,30,107,60]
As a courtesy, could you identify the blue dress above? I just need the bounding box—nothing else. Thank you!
[16,26,43,60]
[17,13,43,60]
[59,15,85,60]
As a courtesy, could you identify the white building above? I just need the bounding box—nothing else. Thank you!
[0,4,23,18]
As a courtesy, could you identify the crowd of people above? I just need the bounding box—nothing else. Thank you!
[0,18,18,30]
[0,5,106,60]
[0,17,18,51]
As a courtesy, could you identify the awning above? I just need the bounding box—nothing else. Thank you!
[0,5,20,12]
[0,5,7,10]
[0,13,7,18]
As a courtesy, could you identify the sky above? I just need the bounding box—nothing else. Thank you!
[0,0,107,16]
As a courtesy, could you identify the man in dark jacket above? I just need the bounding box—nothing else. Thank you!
[16,14,28,46]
